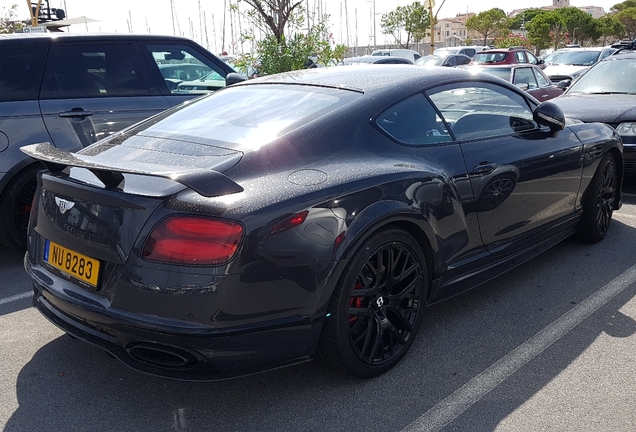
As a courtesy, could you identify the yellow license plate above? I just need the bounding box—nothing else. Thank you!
[43,239,100,287]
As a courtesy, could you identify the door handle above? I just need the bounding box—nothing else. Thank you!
[58,109,93,118]
[472,162,498,175]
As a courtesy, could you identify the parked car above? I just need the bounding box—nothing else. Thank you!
[465,64,566,101]
[23,65,622,381]
[434,45,489,58]
[415,54,472,67]
[0,33,245,251]
[542,47,617,82]
[371,48,421,62]
[551,51,636,174]
[470,47,545,69]
[343,56,413,65]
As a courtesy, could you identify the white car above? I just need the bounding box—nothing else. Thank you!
[542,47,617,82]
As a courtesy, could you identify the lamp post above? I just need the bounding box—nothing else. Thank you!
[424,0,435,54]
[573,27,578,44]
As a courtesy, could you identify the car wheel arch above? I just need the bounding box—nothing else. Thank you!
[315,204,437,315]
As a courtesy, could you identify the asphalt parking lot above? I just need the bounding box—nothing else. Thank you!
[2,183,636,431]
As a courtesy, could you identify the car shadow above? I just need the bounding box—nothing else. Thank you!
[4,219,636,431]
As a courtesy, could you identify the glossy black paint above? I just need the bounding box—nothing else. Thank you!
[24,66,623,381]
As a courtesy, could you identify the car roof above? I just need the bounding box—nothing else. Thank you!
[0,32,196,45]
[240,65,520,96]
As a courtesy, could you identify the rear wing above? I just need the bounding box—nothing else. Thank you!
[21,142,244,198]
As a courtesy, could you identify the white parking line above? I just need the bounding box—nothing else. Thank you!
[403,263,636,432]
[0,291,32,306]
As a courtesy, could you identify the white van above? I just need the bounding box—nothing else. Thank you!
[371,49,421,62]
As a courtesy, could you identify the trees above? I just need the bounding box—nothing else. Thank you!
[240,0,304,43]
[595,15,625,45]
[526,10,567,51]
[236,1,346,75]
[380,2,430,49]
[0,4,22,34]
[616,7,636,38]
[556,7,596,44]
[465,8,507,45]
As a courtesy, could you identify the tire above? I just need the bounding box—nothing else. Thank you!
[316,228,428,378]
[575,154,618,243]
[0,165,42,251]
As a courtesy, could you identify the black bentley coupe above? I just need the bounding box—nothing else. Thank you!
[22,66,622,381]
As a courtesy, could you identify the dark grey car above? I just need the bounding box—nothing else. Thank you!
[0,33,245,250]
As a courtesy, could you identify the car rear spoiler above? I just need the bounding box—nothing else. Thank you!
[20,142,244,198]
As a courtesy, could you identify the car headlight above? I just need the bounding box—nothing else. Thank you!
[616,122,636,136]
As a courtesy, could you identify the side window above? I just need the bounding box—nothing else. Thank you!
[447,56,457,66]
[144,44,227,94]
[0,44,47,102]
[375,93,453,146]
[464,49,476,57]
[514,67,538,89]
[534,68,551,87]
[515,51,527,63]
[46,43,151,98]
[427,83,538,141]
[527,52,538,65]
[600,50,613,60]
[457,56,471,66]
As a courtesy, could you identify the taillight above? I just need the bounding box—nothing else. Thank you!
[142,216,243,265]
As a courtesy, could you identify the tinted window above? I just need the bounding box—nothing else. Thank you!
[46,43,150,98]
[427,83,537,141]
[376,93,452,145]
[463,49,476,57]
[145,44,228,94]
[457,56,471,66]
[0,45,47,102]
[114,85,361,156]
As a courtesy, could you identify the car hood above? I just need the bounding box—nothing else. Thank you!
[543,65,588,76]
[552,94,636,123]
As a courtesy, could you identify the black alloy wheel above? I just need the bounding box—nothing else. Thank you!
[575,154,617,243]
[317,228,427,378]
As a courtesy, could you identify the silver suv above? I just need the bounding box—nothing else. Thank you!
[0,33,245,250]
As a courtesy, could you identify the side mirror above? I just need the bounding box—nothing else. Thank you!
[443,61,452,67]
[556,79,571,89]
[226,72,248,86]
[516,82,529,91]
[533,101,565,134]
[538,59,545,65]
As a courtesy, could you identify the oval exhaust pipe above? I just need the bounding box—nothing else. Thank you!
[128,343,197,369]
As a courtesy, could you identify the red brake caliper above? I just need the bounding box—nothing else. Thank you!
[349,283,364,323]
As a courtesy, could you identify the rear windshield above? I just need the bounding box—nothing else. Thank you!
[473,52,508,63]
[106,84,360,152]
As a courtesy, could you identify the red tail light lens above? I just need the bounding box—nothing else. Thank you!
[142,217,243,265]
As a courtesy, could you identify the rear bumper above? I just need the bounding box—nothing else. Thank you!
[26,257,322,382]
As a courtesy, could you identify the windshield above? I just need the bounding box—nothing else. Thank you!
[567,59,636,95]
[543,51,565,64]
[552,50,601,66]
[472,52,508,63]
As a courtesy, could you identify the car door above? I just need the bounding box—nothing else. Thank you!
[532,66,564,100]
[39,40,171,152]
[426,82,583,256]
